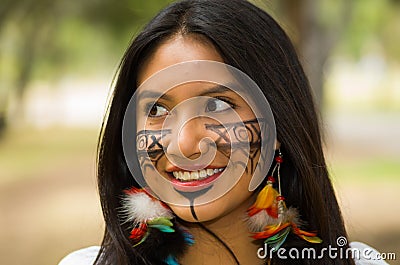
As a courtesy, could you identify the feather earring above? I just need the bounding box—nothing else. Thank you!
[247,151,322,251]
[120,187,194,264]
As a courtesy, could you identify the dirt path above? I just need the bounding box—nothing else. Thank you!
[0,156,103,265]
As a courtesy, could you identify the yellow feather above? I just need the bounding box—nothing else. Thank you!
[299,235,323,244]
[253,184,279,209]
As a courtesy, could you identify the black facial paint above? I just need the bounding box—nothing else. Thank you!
[136,129,171,172]
[205,118,265,174]
[174,187,213,221]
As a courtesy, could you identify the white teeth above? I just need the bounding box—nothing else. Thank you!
[171,168,225,181]
[199,170,207,178]
[183,172,190,180]
[190,171,199,179]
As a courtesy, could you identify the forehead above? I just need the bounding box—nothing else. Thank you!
[137,35,224,86]
[137,82,235,102]
[134,36,267,115]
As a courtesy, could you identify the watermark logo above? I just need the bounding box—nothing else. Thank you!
[336,236,347,247]
[257,236,396,262]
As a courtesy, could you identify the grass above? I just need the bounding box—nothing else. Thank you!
[0,126,99,185]
[330,157,400,184]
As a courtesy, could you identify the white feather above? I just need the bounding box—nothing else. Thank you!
[283,207,300,225]
[120,192,173,225]
[246,207,301,232]
[246,211,277,232]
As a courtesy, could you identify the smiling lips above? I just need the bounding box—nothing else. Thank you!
[168,166,225,192]
[172,168,224,181]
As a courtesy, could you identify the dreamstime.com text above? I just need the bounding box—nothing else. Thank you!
[257,236,396,262]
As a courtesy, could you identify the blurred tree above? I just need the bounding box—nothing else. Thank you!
[0,0,59,131]
[267,0,400,109]
[0,0,17,135]
[0,0,171,133]
[338,0,400,61]
[269,0,353,110]
[82,0,172,40]
[1,0,399,135]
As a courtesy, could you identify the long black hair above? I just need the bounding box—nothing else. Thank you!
[95,0,354,264]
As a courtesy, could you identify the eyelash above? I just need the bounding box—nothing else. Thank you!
[214,96,236,109]
[144,102,168,117]
[144,97,237,117]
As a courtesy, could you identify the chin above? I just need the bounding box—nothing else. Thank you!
[166,180,254,222]
[168,202,228,222]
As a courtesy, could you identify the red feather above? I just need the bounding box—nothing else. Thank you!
[130,223,147,240]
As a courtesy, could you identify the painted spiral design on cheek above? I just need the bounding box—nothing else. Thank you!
[122,60,276,206]
[136,134,147,151]
[234,125,251,143]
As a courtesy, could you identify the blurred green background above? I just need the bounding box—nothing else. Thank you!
[0,0,399,264]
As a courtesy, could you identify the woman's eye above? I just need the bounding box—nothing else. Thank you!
[148,104,169,117]
[206,98,231,112]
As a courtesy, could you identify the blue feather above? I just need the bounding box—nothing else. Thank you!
[164,254,179,265]
[149,224,175,233]
[183,232,195,245]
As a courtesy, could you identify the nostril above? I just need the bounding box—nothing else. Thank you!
[198,137,215,154]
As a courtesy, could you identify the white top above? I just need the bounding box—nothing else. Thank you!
[59,246,100,265]
[58,242,389,265]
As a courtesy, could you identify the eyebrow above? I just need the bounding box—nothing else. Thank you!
[137,90,173,101]
[198,84,233,96]
[137,83,236,101]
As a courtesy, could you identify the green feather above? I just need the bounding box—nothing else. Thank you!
[148,217,173,227]
[133,231,149,247]
[265,227,290,251]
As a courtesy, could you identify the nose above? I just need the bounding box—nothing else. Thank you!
[167,117,206,160]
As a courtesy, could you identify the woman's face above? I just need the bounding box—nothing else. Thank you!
[135,35,265,222]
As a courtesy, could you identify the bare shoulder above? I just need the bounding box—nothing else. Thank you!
[58,246,100,265]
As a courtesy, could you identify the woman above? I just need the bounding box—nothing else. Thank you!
[59,0,387,264]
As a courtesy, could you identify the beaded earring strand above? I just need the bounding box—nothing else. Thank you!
[247,150,322,251]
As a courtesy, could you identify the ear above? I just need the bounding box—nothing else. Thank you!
[274,140,281,150]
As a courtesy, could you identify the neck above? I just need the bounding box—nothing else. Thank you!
[179,194,264,265]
